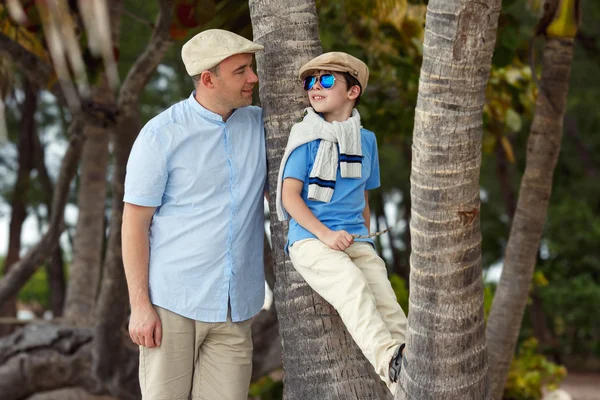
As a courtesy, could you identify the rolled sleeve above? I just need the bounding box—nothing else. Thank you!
[283,143,310,183]
[365,137,380,190]
[124,129,168,206]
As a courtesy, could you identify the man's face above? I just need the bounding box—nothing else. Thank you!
[211,53,258,110]
[306,70,354,114]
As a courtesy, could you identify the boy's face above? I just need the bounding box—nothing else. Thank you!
[305,70,359,114]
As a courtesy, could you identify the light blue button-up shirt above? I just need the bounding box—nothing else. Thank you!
[124,93,267,323]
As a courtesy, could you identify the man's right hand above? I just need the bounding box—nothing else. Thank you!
[129,304,162,348]
[318,229,354,251]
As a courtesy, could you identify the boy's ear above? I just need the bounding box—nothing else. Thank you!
[200,71,216,88]
[348,85,361,101]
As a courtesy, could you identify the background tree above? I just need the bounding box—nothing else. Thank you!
[486,1,581,398]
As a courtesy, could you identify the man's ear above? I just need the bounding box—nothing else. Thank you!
[348,85,361,101]
[200,71,216,88]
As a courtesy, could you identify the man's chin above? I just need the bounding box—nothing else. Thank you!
[237,97,254,108]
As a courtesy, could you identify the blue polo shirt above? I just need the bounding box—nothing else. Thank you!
[282,128,381,249]
[124,93,267,323]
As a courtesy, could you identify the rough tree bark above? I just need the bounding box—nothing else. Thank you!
[250,1,391,399]
[398,0,502,399]
[486,1,578,397]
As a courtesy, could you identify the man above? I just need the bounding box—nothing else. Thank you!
[122,29,267,400]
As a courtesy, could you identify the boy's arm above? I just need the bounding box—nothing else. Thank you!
[122,203,162,349]
[282,178,354,251]
[363,191,370,229]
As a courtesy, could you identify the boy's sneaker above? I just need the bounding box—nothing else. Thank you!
[389,343,405,383]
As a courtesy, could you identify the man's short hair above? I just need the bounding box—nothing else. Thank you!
[343,72,362,106]
[191,65,220,88]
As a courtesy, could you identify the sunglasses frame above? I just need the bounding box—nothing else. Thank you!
[303,73,338,91]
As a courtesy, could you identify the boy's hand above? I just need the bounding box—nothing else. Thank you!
[319,229,354,251]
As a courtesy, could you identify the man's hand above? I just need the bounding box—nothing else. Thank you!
[129,304,162,348]
[318,229,354,251]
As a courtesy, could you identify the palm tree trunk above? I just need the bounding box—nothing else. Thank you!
[63,90,111,325]
[63,0,121,325]
[250,1,390,398]
[486,36,576,400]
[46,246,66,317]
[398,1,502,398]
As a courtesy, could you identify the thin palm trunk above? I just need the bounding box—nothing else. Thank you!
[63,0,120,325]
[486,35,576,400]
[63,89,111,325]
[250,1,391,398]
[398,0,502,398]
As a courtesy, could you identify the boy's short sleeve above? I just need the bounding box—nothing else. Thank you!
[365,136,381,190]
[283,143,310,183]
[123,129,168,207]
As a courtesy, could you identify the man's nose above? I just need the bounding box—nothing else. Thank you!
[248,69,259,83]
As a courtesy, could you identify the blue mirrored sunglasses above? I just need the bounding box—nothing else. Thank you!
[303,73,337,91]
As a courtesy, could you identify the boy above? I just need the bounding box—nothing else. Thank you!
[275,52,407,391]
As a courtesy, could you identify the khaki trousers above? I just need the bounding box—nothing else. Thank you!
[289,239,407,389]
[139,306,253,400]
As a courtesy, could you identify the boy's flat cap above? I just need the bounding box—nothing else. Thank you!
[182,29,264,76]
[299,52,369,91]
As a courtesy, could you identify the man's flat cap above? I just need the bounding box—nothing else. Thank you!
[182,29,264,76]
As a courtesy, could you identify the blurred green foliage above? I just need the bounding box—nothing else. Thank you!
[0,257,53,310]
[504,338,568,400]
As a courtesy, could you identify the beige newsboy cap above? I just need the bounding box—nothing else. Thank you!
[182,29,264,76]
[299,52,369,91]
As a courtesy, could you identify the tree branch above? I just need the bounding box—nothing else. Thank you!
[0,33,117,127]
[0,117,85,307]
[118,0,175,113]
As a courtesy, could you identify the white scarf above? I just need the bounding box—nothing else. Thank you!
[276,107,362,221]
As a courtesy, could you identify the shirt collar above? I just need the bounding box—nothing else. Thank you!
[188,91,226,123]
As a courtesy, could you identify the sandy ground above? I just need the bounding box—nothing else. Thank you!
[560,373,600,400]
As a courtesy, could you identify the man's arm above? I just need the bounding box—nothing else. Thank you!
[363,191,371,229]
[282,178,353,251]
[122,202,162,348]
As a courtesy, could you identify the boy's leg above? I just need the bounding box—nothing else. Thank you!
[139,306,196,399]
[347,242,407,345]
[191,310,253,400]
[289,238,397,387]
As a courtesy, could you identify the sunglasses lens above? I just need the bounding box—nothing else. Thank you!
[320,74,335,89]
[303,76,316,91]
